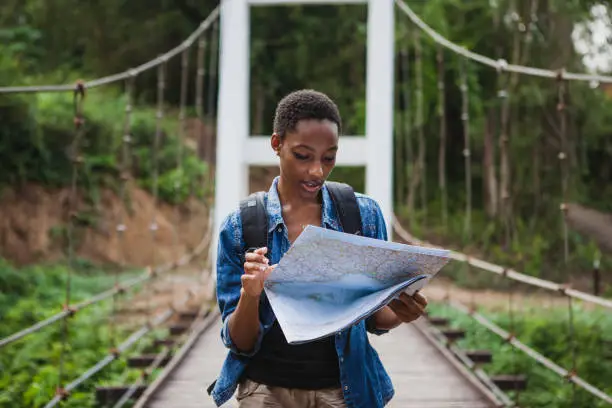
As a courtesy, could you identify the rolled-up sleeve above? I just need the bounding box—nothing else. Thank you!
[216,212,265,357]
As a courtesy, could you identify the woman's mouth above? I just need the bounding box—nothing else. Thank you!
[301,180,323,193]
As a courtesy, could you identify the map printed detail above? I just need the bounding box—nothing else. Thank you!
[264,225,451,344]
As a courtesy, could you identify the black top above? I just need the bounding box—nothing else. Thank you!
[243,320,341,389]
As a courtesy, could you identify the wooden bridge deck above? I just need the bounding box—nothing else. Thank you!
[139,316,497,408]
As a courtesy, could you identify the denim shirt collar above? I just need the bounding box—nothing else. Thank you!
[266,176,340,233]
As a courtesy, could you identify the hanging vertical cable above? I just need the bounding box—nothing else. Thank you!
[394,45,404,208]
[437,46,447,229]
[195,32,207,194]
[497,60,511,247]
[460,58,472,240]
[111,72,135,354]
[400,32,413,216]
[55,81,86,402]
[173,49,190,259]
[557,70,569,264]
[505,271,520,404]
[414,31,426,224]
[206,19,219,170]
[146,59,166,322]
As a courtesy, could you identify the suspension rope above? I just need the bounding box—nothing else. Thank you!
[460,57,472,240]
[557,72,570,265]
[110,72,136,357]
[505,273,520,403]
[55,80,86,400]
[414,30,426,223]
[206,19,219,172]
[397,27,415,226]
[497,62,512,248]
[437,46,448,229]
[392,216,612,310]
[0,8,220,95]
[394,23,405,208]
[447,299,612,405]
[144,59,166,326]
[394,0,612,84]
[393,218,612,405]
[173,48,190,260]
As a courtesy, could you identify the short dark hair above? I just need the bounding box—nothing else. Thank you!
[273,89,342,138]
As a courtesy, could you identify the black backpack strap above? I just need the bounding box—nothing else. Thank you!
[239,191,269,260]
[325,181,362,235]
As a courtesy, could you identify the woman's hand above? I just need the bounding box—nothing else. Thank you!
[242,247,275,298]
[387,291,428,323]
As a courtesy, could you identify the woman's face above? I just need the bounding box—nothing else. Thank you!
[272,119,339,200]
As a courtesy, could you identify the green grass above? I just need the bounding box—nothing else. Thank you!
[0,258,163,408]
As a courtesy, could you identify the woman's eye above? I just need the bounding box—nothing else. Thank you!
[293,152,308,160]
[324,156,336,163]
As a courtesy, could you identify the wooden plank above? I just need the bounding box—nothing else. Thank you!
[369,322,496,407]
[143,317,497,408]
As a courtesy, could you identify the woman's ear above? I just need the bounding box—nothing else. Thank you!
[271,133,282,156]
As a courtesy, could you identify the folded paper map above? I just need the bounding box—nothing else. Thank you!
[263,225,451,344]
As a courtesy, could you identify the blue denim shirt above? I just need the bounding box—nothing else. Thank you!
[209,177,395,407]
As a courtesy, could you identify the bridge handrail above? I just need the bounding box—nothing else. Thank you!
[450,300,612,404]
[395,0,612,84]
[0,6,220,94]
[42,290,193,408]
[392,216,612,310]
[392,217,612,404]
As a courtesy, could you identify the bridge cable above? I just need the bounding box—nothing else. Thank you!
[54,80,86,401]
[393,25,404,210]
[398,23,414,228]
[394,0,612,84]
[414,30,426,224]
[437,46,448,230]
[111,33,214,407]
[195,29,208,190]
[459,57,472,240]
[110,70,136,371]
[392,218,612,404]
[497,64,512,249]
[206,19,220,174]
[0,8,220,94]
[556,74,570,265]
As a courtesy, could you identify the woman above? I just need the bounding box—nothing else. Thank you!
[209,89,427,408]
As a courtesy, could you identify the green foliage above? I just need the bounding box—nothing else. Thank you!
[429,302,612,408]
[0,258,155,408]
[0,90,209,204]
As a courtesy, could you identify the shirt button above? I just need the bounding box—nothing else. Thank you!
[340,357,344,362]
[344,386,349,391]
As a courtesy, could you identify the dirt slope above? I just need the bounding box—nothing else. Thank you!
[0,182,209,267]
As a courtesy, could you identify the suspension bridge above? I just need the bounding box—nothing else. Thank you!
[1,0,611,407]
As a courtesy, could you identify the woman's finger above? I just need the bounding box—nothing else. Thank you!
[390,298,424,320]
[243,262,267,274]
[245,252,269,264]
[254,247,268,255]
[412,292,428,307]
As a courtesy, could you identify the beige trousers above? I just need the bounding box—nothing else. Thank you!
[236,378,347,408]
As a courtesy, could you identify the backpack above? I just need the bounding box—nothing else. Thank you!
[238,181,362,257]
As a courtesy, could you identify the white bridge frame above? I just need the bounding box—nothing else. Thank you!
[213,0,395,266]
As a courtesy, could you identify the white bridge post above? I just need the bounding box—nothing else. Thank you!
[212,0,395,271]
